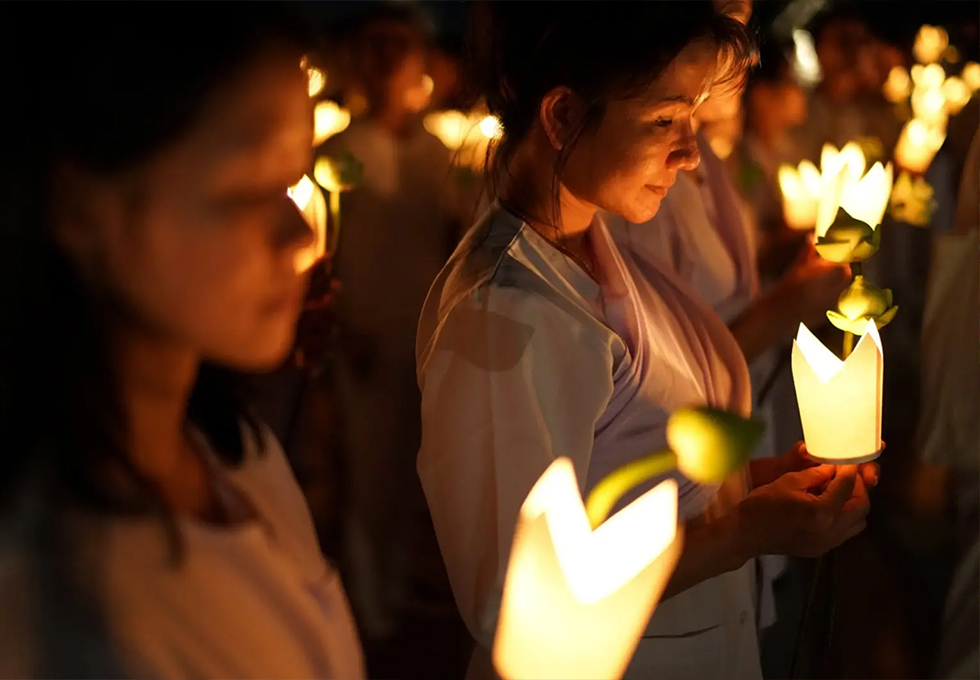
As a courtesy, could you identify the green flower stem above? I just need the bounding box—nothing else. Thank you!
[851,261,862,276]
[843,330,855,359]
[584,449,677,530]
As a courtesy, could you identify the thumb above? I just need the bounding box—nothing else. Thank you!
[814,469,857,514]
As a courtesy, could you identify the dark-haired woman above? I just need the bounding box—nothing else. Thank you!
[0,6,363,678]
[416,3,871,678]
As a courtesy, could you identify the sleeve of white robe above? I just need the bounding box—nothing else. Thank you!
[417,284,614,648]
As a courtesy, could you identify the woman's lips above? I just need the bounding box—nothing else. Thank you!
[646,185,668,196]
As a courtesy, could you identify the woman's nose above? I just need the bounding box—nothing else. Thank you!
[668,125,701,172]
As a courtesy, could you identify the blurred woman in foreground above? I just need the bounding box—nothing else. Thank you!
[0,6,363,677]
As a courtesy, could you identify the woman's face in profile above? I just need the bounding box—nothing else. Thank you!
[56,45,316,370]
[558,41,718,224]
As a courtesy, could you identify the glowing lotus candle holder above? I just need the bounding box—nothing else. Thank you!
[813,154,893,264]
[962,62,980,93]
[777,142,869,233]
[895,118,946,175]
[942,77,972,116]
[288,175,328,273]
[883,65,912,104]
[778,161,823,230]
[313,101,351,147]
[493,458,682,680]
[423,109,503,171]
[493,406,762,680]
[913,25,949,65]
[792,321,884,464]
[890,170,936,227]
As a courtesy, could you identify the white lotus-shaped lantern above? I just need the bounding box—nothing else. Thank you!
[493,458,682,680]
[792,321,883,465]
[895,118,947,175]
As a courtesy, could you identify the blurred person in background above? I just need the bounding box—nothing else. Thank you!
[0,5,365,678]
[322,0,463,647]
[791,5,873,163]
[418,3,874,679]
[731,39,809,278]
[921,129,979,680]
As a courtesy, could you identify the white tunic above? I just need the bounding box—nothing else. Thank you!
[417,203,762,680]
[0,426,365,679]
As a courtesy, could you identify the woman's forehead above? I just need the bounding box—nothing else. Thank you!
[638,42,719,106]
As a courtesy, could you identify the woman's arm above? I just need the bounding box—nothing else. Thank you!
[417,286,614,648]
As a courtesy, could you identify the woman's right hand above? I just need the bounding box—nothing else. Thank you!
[736,464,871,559]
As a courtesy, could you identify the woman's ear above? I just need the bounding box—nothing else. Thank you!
[539,86,586,151]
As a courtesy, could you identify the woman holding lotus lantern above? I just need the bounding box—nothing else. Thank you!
[417,3,876,679]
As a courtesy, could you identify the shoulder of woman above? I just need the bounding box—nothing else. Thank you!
[424,283,613,375]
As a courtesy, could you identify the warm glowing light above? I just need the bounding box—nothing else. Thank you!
[883,66,912,103]
[792,322,883,464]
[962,62,980,92]
[301,57,327,99]
[288,175,327,273]
[911,85,949,129]
[493,457,682,680]
[821,142,867,183]
[889,170,936,227]
[778,160,822,230]
[405,74,435,113]
[943,45,961,64]
[895,118,947,174]
[942,77,972,115]
[423,110,474,151]
[813,144,892,238]
[792,29,823,86]
[913,25,949,65]
[307,67,326,98]
[313,101,351,147]
[479,115,503,140]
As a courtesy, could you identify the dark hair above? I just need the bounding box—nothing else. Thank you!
[0,5,316,527]
[747,37,796,89]
[467,0,755,226]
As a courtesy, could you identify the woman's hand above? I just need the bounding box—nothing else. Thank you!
[737,464,871,559]
[770,247,851,328]
[750,441,879,490]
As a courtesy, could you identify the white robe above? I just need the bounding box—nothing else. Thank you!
[0,426,365,679]
[417,204,762,680]
[607,135,786,630]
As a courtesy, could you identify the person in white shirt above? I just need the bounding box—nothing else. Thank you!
[0,6,363,678]
[417,3,876,679]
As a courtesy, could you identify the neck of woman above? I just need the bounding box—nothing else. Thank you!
[112,324,217,520]
[500,133,597,251]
